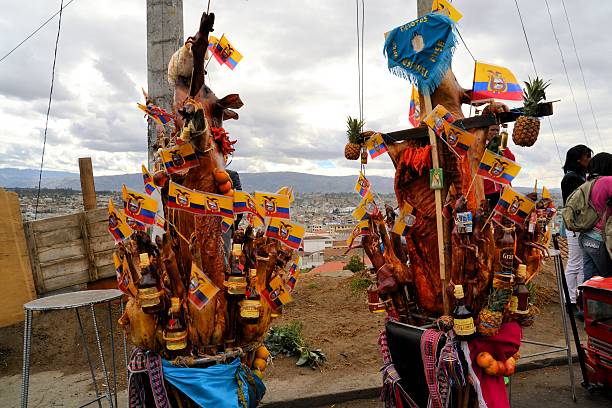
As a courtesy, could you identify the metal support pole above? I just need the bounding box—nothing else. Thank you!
[120,298,129,383]
[90,304,114,408]
[108,302,118,408]
[20,309,32,408]
[76,308,102,408]
[554,250,576,402]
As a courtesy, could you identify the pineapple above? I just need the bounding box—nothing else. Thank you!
[512,76,550,147]
[344,116,364,160]
[478,288,511,336]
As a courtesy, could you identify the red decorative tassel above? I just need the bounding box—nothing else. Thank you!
[210,127,237,156]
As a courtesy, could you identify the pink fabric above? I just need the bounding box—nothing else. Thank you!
[484,148,516,195]
[591,176,612,230]
[468,322,522,408]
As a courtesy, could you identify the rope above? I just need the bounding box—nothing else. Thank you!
[513,0,563,167]
[0,0,77,64]
[355,0,366,176]
[456,29,476,62]
[544,0,590,148]
[35,0,64,219]
[559,0,605,151]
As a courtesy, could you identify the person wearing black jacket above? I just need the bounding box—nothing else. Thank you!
[560,144,592,316]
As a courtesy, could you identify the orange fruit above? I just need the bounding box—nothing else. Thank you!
[252,358,267,372]
[255,346,270,360]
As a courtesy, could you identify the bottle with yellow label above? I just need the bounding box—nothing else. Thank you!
[453,284,476,340]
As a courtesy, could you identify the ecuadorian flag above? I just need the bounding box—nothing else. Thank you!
[494,187,535,226]
[160,144,199,174]
[441,122,475,156]
[141,165,156,195]
[233,191,264,222]
[354,172,370,197]
[265,217,305,250]
[472,61,522,103]
[168,181,234,220]
[262,275,293,310]
[188,262,219,310]
[254,192,291,219]
[392,203,417,236]
[366,133,388,159]
[477,150,521,185]
[352,191,377,221]
[208,35,243,70]
[346,220,370,247]
[409,85,421,127]
[424,104,455,136]
[122,186,157,225]
[108,199,133,242]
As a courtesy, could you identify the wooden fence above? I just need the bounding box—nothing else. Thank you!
[23,208,115,295]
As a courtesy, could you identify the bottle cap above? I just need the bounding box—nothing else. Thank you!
[517,264,527,279]
[454,285,464,299]
[139,253,150,267]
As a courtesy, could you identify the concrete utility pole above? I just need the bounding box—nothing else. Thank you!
[146,0,184,168]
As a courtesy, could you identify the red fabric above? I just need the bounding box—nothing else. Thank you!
[468,322,522,408]
[484,148,516,195]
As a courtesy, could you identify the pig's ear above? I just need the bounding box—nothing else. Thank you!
[222,109,239,121]
[218,94,243,109]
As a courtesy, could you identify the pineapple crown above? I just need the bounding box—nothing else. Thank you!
[522,76,550,117]
[346,116,365,144]
[488,288,511,312]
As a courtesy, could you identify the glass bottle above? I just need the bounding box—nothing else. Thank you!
[514,264,530,315]
[493,225,515,290]
[240,268,261,324]
[453,285,476,340]
[164,297,188,353]
[138,253,163,314]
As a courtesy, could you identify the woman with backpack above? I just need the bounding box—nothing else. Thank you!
[579,152,612,279]
[560,145,592,310]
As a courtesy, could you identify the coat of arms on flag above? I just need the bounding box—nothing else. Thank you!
[423,104,456,137]
[346,220,370,247]
[208,35,243,70]
[392,203,417,236]
[441,122,475,156]
[494,187,535,226]
[262,275,293,310]
[477,150,522,185]
[121,186,158,225]
[366,133,388,159]
[265,218,305,250]
[108,199,133,242]
[472,61,522,103]
[159,144,199,174]
[354,172,370,197]
[254,192,291,219]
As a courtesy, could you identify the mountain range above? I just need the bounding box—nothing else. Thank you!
[0,167,560,196]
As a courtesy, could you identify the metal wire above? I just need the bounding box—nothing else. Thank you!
[0,0,77,64]
[34,0,64,219]
[559,0,605,151]
[544,0,590,147]
[513,0,563,166]
[456,29,476,62]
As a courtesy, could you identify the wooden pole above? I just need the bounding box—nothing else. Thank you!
[423,95,450,314]
[78,157,97,211]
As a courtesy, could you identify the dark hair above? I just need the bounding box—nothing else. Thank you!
[587,152,612,179]
[562,144,592,174]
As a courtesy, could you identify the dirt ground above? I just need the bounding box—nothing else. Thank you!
[0,242,589,406]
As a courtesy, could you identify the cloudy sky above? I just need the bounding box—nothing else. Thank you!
[0,0,610,187]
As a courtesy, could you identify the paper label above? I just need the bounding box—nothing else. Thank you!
[454,317,476,336]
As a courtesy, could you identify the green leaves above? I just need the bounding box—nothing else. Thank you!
[264,321,327,369]
[346,116,365,144]
[522,76,551,117]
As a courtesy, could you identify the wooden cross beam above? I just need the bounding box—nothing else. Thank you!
[374,102,554,144]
